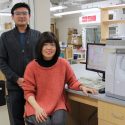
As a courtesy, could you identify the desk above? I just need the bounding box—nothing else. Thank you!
[66,89,125,125]
[66,64,125,125]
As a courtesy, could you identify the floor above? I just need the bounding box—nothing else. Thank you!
[0,105,10,125]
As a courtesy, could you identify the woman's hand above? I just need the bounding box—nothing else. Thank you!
[79,85,97,96]
[35,105,47,123]
[27,96,47,123]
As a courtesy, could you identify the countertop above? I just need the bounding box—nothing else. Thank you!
[66,64,125,107]
[66,88,125,107]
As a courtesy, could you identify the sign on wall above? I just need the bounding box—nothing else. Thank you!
[79,9,100,25]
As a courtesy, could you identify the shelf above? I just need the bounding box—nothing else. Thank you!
[102,20,125,24]
[100,39,107,42]
[69,43,82,46]
[101,4,125,10]
[101,4,125,43]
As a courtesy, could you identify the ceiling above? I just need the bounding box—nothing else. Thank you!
[0,0,125,15]
[50,0,106,17]
[50,0,125,17]
[50,0,106,6]
[0,0,12,12]
[50,0,125,6]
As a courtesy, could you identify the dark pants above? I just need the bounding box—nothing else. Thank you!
[6,90,25,125]
[25,109,67,125]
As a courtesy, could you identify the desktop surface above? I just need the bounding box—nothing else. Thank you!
[78,77,105,92]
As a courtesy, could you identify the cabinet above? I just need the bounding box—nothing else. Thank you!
[66,99,98,125]
[101,4,125,43]
[98,101,125,125]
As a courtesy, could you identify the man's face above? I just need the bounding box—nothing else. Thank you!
[12,7,30,26]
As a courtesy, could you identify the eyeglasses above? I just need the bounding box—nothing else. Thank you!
[14,11,29,16]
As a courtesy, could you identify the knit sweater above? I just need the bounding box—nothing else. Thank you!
[22,58,81,116]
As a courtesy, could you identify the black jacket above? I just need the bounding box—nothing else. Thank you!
[0,26,41,90]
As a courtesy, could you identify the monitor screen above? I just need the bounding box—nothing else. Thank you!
[86,43,106,81]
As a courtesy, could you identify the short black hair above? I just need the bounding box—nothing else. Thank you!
[11,2,31,15]
[35,31,60,62]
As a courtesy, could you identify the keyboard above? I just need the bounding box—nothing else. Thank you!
[78,77,105,90]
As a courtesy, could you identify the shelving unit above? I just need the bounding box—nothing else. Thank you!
[101,4,125,43]
[67,44,86,64]
[66,28,85,63]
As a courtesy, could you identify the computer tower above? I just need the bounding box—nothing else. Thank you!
[0,80,6,106]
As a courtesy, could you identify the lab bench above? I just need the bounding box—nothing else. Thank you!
[65,64,125,125]
[66,89,125,125]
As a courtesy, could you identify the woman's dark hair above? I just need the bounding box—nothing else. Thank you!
[11,2,31,15]
[35,31,60,64]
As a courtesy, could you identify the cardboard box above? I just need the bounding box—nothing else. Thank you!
[67,35,72,44]
[68,28,78,35]
[4,22,12,30]
[71,34,82,45]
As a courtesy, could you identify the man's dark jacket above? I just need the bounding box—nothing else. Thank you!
[0,26,41,90]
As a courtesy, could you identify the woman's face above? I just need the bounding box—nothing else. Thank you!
[41,42,56,60]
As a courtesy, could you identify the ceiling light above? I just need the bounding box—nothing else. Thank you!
[50,6,67,12]
[54,8,100,17]
[54,10,83,16]
[0,12,11,16]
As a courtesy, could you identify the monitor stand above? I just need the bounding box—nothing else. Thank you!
[102,72,105,82]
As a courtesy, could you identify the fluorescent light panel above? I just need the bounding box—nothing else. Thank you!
[0,12,11,16]
[54,8,100,17]
[50,6,67,11]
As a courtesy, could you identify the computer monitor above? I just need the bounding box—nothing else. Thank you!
[86,43,106,81]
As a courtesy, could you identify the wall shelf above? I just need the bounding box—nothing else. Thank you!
[102,20,125,24]
[101,4,125,43]
[101,4,125,10]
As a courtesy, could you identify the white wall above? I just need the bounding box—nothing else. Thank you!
[115,9,125,37]
[34,0,50,32]
[55,13,82,42]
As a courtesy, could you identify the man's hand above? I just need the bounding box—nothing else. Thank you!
[17,78,24,87]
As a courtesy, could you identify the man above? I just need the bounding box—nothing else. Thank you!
[0,2,41,125]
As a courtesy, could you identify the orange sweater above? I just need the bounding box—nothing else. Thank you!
[22,58,80,116]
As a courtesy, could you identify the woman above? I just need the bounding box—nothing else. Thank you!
[22,31,96,125]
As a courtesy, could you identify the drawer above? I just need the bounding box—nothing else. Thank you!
[98,119,114,125]
[98,101,125,125]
